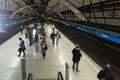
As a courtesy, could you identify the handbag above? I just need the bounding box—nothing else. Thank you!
[24,46,26,50]
[43,45,48,50]
[18,48,21,52]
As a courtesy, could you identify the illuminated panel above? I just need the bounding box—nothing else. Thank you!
[53,19,120,44]
[0,26,5,33]
[4,19,29,27]
[5,21,17,27]
[75,25,120,44]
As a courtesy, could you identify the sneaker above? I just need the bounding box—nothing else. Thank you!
[76,70,80,72]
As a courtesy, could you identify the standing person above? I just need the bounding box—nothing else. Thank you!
[37,23,41,33]
[55,31,61,45]
[50,31,55,45]
[40,38,48,60]
[35,32,39,43]
[40,26,45,36]
[24,27,28,38]
[17,37,26,57]
[97,64,115,80]
[20,25,23,34]
[28,30,32,46]
[72,45,82,72]
[52,27,55,32]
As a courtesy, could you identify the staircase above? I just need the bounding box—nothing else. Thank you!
[27,63,69,80]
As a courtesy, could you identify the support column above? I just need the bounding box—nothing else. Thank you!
[21,59,26,80]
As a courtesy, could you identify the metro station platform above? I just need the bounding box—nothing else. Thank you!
[0,23,102,80]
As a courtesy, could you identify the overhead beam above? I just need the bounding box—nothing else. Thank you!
[61,0,87,21]
[29,7,39,15]
[46,2,59,12]
[11,0,21,8]
[22,0,39,14]
[10,4,64,19]
[86,17,120,19]
[80,0,120,11]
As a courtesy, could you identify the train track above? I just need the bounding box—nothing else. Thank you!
[54,22,120,80]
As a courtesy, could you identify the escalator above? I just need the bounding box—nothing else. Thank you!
[27,72,64,80]
[27,72,63,80]
[27,63,70,80]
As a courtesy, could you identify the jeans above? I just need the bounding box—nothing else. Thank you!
[56,39,59,45]
[72,61,79,71]
[18,49,25,57]
[52,38,55,44]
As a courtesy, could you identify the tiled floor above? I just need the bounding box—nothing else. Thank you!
[0,23,102,80]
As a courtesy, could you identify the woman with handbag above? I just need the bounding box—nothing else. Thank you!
[40,38,48,60]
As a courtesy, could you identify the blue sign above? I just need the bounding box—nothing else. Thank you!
[53,19,120,44]
[4,19,29,27]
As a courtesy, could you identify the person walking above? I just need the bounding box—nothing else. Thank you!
[28,30,32,46]
[55,31,61,45]
[40,38,48,60]
[97,64,115,80]
[20,25,23,34]
[50,31,55,45]
[72,45,82,72]
[24,27,28,38]
[17,37,26,57]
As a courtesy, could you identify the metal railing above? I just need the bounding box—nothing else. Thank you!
[58,63,70,80]
[27,63,70,80]
[58,72,64,80]
[27,73,33,80]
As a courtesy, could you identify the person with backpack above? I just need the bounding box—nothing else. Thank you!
[97,64,115,80]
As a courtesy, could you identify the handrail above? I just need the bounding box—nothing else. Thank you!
[27,63,69,80]
[27,73,33,80]
[58,72,64,80]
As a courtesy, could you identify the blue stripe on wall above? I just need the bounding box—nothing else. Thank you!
[53,19,120,44]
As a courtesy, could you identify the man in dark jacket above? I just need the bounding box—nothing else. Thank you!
[28,30,32,46]
[50,31,55,45]
[97,64,115,80]
[55,31,61,45]
[72,45,82,72]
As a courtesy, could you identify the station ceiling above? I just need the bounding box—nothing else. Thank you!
[0,0,120,26]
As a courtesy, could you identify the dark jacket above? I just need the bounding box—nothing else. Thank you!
[19,40,26,50]
[29,31,32,39]
[97,68,115,80]
[50,33,55,39]
[72,48,82,62]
